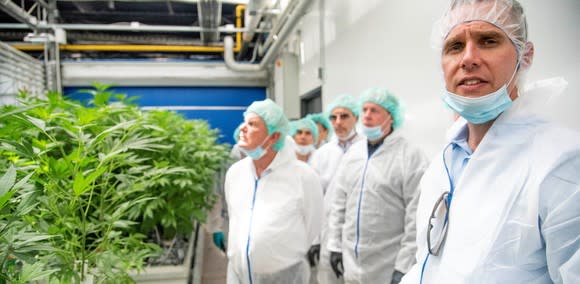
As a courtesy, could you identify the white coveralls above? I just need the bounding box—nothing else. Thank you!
[327,133,428,283]
[309,134,365,284]
[401,89,580,284]
[225,143,324,284]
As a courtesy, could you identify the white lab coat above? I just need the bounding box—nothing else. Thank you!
[225,143,324,284]
[327,132,428,284]
[309,134,365,284]
[401,93,580,284]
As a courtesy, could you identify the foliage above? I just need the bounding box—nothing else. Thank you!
[0,85,230,282]
[0,166,57,283]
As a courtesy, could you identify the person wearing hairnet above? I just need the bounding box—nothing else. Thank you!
[327,88,428,284]
[225,99,324,284]
[400,1,580,283]
[289,118,319,163]
[209,123,245,253]
[306,113,333,148]
[308,94,365,284]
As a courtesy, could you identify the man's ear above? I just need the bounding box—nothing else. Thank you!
[269,132,281,148]
[521,41,534,70]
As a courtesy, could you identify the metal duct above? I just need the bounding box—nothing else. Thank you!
[0,0,38,28]
[198,0,222,44]
[224,0,312,72]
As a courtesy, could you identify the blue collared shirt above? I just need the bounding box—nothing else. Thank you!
[448,126,473,187]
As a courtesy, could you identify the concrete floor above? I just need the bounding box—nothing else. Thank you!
[200,230,228,284]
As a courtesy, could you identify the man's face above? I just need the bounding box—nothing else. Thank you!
[293,129,315,146]
[329,107,357,139]
[315,123,328,145]
[361,102,392,131]
[441,21,519,100]
[238,113,270,150]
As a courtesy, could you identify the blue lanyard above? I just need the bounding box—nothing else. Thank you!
[419,143,455,284]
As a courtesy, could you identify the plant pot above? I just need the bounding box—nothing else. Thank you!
[131,223,203,284]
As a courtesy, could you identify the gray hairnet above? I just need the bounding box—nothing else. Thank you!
[433,0,528,57]
[244,99,289,151]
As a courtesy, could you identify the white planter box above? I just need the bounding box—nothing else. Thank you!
[131,224,204,284]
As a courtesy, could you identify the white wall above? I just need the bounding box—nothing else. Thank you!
[294,0,580,157]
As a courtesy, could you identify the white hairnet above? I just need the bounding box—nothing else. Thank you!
[433,0,528,57]
[244,99,289,151]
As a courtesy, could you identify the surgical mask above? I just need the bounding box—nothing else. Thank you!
[295,144,316,155]
[239,137,270,160]
[443,62,519,124]
[360,120,389,141]
[442,85,512,124]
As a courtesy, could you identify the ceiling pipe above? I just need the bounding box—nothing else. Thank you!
[9,5,247,53]
[223,0,312,72]
[0,0,38,29]
[257,0,298,56]
[198,0,221,44]
[243,0,267,43]
[0,22,245,33]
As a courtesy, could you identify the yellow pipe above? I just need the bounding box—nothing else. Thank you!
[235,4,244,52]
[11,5,245,53]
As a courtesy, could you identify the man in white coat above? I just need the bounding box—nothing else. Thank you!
[308,94,365,284]
[327,88,428,284]
[401,0,580,283]
[225,99,323,284]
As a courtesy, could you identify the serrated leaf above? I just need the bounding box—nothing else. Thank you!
[0,166,16,195]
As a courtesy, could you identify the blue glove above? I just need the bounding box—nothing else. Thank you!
[213,231,226,252]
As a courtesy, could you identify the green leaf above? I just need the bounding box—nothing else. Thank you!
[0,166,16,196]
[17,262,58,283]
[0,139,36,160]
[0,103,45,120]
[0,190,15,210]
[72,172,86,196]
[22,114,46,131]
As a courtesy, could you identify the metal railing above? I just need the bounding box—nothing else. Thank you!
[0,41,45,105]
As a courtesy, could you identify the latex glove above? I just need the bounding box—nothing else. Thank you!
[307,244,320,267]
[212,231,226,252]
[329,251,343,278]
[391,270,404,284]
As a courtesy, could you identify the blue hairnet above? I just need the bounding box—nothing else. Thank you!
[232,123,242,143]
[325,94,360,118]
[359,87,405,129]
[244,98,289,151]
[289,118,319,145]
[306,113,333,137]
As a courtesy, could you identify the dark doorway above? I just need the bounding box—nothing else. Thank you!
[301,86,322,117]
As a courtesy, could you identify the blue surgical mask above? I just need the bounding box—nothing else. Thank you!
[239,137,270,160]
[443,61,520,124]
[442,84,512,124]
[361,120,389,141]
[295,144,316,155]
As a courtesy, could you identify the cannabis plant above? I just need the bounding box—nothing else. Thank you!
[0,85,229,282]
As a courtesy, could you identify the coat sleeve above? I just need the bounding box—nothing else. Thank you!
[538,152,580,284]
[326,158,349,253]
[301,166,324,246]
[394,146,429,274]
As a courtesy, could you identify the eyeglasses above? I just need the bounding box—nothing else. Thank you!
[329,113,351,121]
[427,191,451,256]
